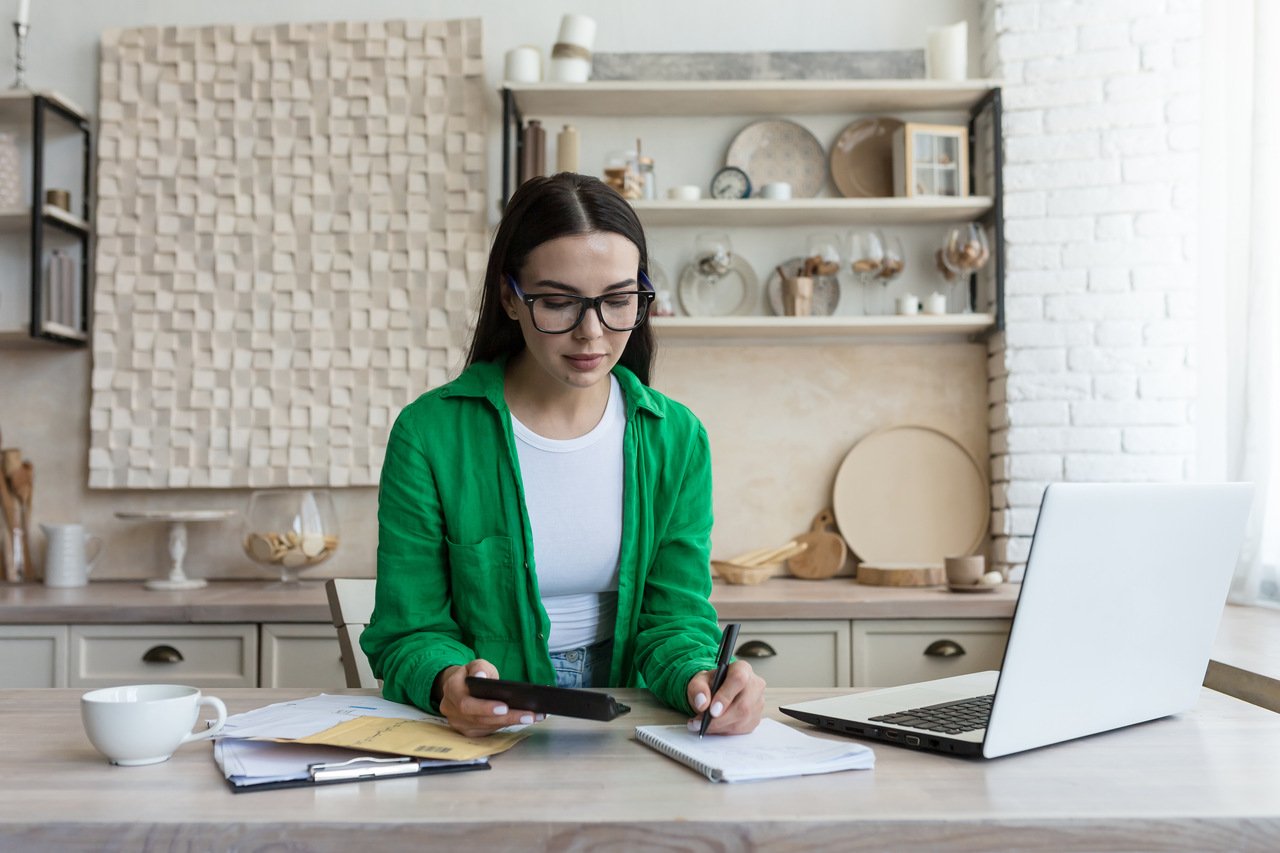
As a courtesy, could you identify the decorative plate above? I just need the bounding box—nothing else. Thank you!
[832,424,988,565]
[677,253,759,317]
[829,117,904,198]
[725,120,827,199]
[764,257,841,316]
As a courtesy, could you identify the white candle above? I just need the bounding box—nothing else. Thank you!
[16,0,30,26]
[926,21,967,81]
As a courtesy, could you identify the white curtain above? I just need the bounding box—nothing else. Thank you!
[1207,0,1280,607]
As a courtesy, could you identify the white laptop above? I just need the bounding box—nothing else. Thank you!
[780,482,1253,759]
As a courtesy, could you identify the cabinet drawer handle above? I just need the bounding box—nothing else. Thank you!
[924,639,966,658]
[734,640,777,659]
[142,645,184,664]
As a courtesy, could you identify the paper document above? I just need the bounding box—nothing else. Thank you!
[221,694,432,739]
[214,739,488,792]
[219,693,528,762]
[634,718,875,783]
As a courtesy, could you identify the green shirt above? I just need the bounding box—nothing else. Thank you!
[361,358,722,715]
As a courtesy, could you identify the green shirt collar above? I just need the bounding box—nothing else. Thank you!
[440,356,666,420]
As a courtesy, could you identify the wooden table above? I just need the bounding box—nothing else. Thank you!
[1208,603,1280,713]
[1,687,1277,851]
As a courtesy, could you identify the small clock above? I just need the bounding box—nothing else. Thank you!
[710,166,751,200]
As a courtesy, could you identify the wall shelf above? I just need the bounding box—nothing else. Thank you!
[653,314,996,342]
[0,92,94,347]
[631,197,994,227]
[500,78,1006,332]
[503,80,1003,117]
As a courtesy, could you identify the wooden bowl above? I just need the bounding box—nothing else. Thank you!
[711,560,780,585]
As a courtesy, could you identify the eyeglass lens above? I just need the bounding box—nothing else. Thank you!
[531,292,649,333]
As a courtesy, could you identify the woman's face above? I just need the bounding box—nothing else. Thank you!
[502,231,642,393]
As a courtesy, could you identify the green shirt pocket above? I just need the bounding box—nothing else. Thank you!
[446,534,519,641]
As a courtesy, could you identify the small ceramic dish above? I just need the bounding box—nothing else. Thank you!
[946,582,998,594]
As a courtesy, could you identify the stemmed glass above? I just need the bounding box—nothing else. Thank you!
[242,490,340,586]
[848,230,885,315]
[804,233,842,277]
[939,224,991,313]
[875,232,905,295]
[694,232,733,282]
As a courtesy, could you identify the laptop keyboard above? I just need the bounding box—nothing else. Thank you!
[869,694,993,735]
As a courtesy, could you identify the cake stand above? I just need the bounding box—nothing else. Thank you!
[114,510,237,591]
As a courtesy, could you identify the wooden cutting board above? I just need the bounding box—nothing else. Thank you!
[856,562,945,587]
[787,509,847,580]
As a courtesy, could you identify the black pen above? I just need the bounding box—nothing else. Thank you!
[698,623,741,739]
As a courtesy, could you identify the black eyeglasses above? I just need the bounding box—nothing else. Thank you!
[506,272,656,334]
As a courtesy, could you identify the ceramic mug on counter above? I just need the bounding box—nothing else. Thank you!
[41,523,104,588]
[81,684,227,766]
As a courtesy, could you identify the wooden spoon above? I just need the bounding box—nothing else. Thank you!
[787,509,848,580]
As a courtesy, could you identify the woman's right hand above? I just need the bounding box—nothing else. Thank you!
[436,659,545,737]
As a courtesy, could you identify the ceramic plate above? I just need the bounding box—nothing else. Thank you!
[764,257,841,316]
[677,253,759,317]
[832,425,988,565]
[829,117,904,198]
[726,120,828,199]
[947,582,998,594]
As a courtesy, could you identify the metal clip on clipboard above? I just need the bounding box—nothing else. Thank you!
[308,755,421,782]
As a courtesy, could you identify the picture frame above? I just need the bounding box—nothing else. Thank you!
[891,122,970,198]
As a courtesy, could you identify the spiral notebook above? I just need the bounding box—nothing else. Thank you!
[634,718,875,783]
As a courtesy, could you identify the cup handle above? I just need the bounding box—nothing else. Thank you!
[84,535,105,576]
[182,695,228,744]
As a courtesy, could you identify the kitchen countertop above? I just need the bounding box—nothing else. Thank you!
[0,577,1020,624]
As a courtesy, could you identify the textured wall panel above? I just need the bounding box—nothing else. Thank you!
[90,19,486,488]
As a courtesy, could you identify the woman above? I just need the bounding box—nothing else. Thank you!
[361,173,765,738]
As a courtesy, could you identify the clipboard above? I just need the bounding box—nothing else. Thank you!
[465,676,631,721]
[225,754,489,794]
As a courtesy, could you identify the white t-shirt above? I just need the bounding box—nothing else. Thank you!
[510,375,624,652]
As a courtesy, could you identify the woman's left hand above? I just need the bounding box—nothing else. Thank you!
[686,659,766,735]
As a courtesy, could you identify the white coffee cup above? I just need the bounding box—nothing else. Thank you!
[760,182,792,200]
[81,684,227,766]
[896,293,921,315]
[923,291,948,315]
[41,522,104,588]
[667,185,701,201]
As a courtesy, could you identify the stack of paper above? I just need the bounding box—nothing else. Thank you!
[214,694,527,792]
[634,718,875,783]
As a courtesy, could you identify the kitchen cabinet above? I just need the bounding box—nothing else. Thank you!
[725,619,851,688]
[260,622,348,689]
[68,624,258,688]
[0,90,93,347]
[851,618,1011,687]
[0,624,67,687]
[499,79,1005,337]
[729,616,1010,689]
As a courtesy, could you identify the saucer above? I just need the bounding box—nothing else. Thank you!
[947,582,998,594]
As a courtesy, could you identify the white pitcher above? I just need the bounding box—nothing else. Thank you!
[41,523,104,588]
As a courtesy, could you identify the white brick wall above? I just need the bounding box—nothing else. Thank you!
[981,1,1200,581]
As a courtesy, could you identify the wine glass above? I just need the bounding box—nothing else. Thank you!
[694,232,733,281]
[242,490,340,586]
[804,233,842,277]
[875,231,905,289]
[848,230,885,315]
[940,224,991,313]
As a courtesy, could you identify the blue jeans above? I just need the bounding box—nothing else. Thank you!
[549,639,613,688]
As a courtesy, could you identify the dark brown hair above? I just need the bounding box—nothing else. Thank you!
[465,173,655,384]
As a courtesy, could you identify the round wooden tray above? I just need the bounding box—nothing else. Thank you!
[832,424,988,566]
